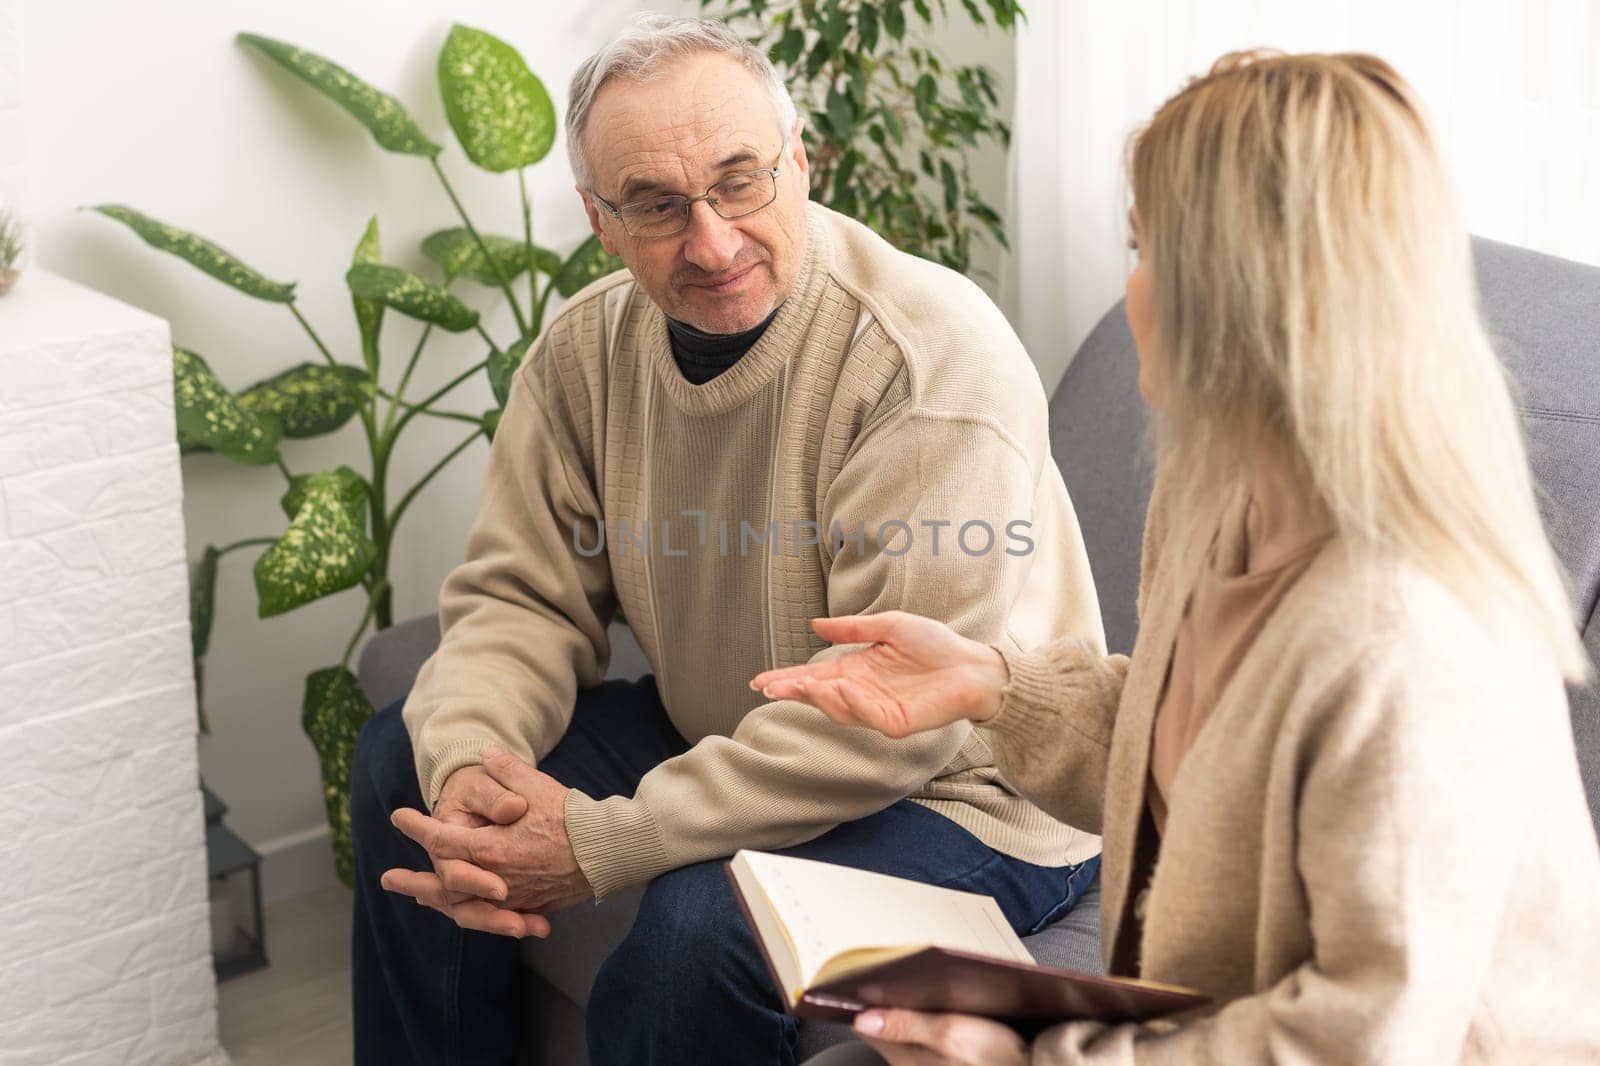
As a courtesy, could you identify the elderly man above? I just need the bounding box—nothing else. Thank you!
[350,12,1104,1066]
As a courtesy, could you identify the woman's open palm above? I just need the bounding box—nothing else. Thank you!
[748,610,1009,737]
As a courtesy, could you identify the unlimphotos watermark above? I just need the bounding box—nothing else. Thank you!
[572,513,1035,559]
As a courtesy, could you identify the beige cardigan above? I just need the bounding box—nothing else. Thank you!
[982,468,1600,1064]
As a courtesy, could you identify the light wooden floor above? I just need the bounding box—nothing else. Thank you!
[217,885,354,1066]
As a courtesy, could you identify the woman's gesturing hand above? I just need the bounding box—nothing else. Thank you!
[748,611,1010,737]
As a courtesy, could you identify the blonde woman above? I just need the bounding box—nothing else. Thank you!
[757,52,1600,1065]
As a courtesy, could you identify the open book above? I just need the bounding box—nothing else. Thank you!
[727,850,1208,1028]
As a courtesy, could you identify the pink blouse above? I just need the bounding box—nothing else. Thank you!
[1148,447,1337,834]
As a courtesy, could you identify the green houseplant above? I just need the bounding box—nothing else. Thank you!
[703,0,1024,275]
[88,25,622,885]
[91,10,1022,887]
[0,204,23,294]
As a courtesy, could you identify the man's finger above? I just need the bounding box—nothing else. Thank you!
[517,911,552,939]
[444,898,528,938]
[459,771,528,825]
[381,868,451,909]
[391,808,483,862]
[436,856,508,901]
[478,746,546,798]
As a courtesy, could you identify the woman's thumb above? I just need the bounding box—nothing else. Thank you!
[811,612,900,645]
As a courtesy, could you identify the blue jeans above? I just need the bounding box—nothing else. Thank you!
[350,675,1099,1066]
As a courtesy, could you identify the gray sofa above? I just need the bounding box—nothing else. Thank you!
[357,236,1600,1064]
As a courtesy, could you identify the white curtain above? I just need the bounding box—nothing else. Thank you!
[1005,0,1600,394]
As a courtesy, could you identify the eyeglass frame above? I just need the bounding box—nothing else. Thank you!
[587,129,792,239]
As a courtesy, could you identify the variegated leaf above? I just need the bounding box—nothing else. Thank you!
[302,666,374,886]
[239,363,370,438]
[420,228,537,286]
[254,469,377,617]
[486,335,532,409]
[280,464,370,522]
[190,545,220,733]
[237,33,441,157]
[554,234,626,298]
[437,24,556,172]
[172,347,282,465]
[529,244,563,276]
[351,217,384,372]
[346,263,479,332]
[89,205,295,302]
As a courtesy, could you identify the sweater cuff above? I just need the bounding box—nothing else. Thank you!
[419,737,491,812]
[983,643,1073,752]
[563,789,672,901]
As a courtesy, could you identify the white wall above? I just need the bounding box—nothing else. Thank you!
[1,271,225,1066]
[1011,0,1600,395]
[0,0,23,252]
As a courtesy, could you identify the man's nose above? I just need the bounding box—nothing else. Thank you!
[680,201,742,273]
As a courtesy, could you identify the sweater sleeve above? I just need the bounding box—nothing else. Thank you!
[979,639,1130,836]
[563,407,1104,899]
[401,337,616,810]
[1022,642,1532,1065]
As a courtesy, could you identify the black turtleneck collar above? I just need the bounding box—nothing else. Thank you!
[665,306,781,385]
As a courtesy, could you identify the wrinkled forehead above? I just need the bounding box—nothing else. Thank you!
[585,53,783,198]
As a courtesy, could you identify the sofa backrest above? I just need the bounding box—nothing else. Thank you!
[1046,236,1600,839]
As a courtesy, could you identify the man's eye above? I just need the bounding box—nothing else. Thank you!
[627,197,679,218]
[720,180,754,196]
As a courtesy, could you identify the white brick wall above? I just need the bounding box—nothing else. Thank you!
[0,271,226,1066]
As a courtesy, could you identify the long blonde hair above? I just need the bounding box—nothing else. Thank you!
[1128,50,1589,681]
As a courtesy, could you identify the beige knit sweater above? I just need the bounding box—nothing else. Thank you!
[983,467,1600,1063]
[402,202,1106,900]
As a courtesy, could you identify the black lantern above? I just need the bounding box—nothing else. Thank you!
[203,782,268,980]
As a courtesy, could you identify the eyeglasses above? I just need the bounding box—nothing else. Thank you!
[590,131,790,239]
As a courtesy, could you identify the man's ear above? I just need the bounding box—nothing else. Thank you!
[790,118,809,183]
[578,189,621,258]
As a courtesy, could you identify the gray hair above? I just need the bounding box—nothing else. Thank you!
[565,13,799,191]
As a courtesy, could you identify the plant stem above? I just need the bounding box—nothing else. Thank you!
[375,389,481,425]
[519,168,538,326]
[429,156,528,337]
[275,455,293,484]
[535,276,557,335]
[382,325,435,439]
[474,323,498,352]
[287,303,340,369]
[217,536,278,559]
[340,577,390,672]
[387,429,481,533]
[385,358,490,448]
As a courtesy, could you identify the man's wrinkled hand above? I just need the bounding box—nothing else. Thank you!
[430,763,528,896]
[380,757,543,937]
[384,745,592,938]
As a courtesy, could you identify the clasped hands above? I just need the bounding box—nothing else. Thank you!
[380,745,592,939]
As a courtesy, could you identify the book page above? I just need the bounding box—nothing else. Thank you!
[735,851,1034,991]
[729,852,809,1006]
